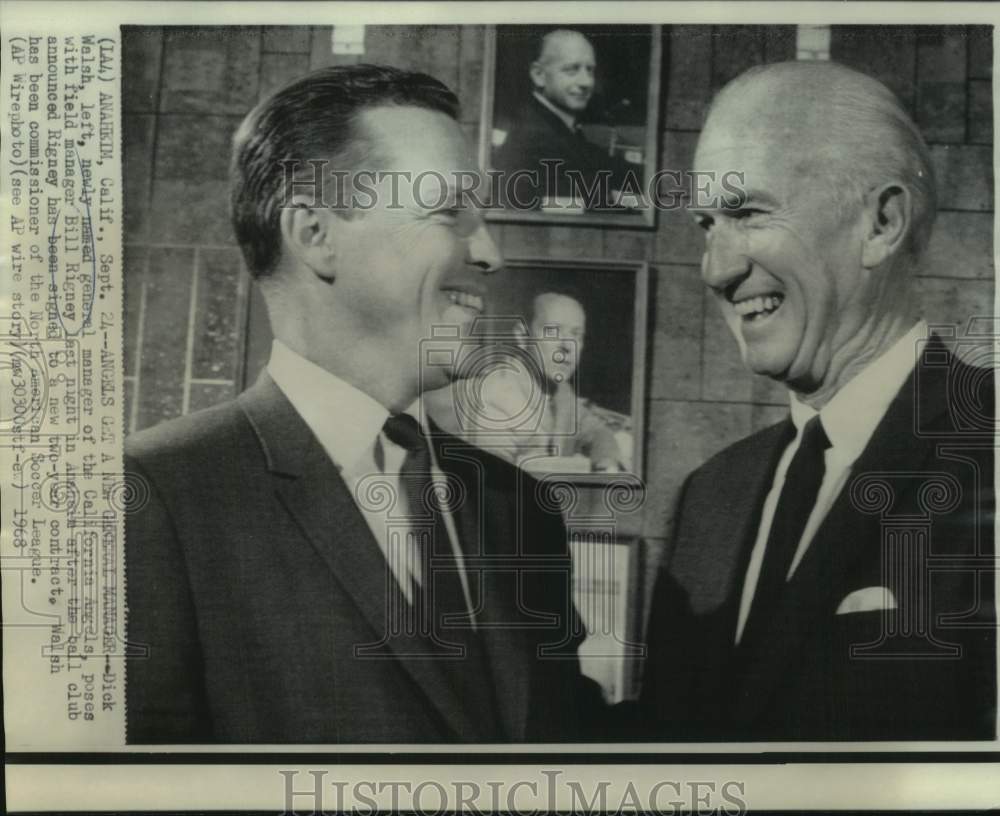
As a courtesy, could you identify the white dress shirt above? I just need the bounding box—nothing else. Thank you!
[734,321,928,644]
[267,340,473,613]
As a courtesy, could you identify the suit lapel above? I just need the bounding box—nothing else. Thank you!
[238,375,481,740]
[665,417,794,726]
[727,420,798,608]
[430,426,533,741]
[532,96,583,152]
[732,338,951,726]
[683,420,794,627]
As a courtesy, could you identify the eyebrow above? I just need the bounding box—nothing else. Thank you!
[687,188,780,215]
[417,181,478,211]
[730,188,780,209]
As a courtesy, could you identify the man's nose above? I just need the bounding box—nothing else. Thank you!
[466,221,502,274]
[700,223,751,292]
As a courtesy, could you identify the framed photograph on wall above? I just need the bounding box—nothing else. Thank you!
[478,24,662,228]
[423,258,649,482]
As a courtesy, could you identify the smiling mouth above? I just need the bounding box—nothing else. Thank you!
[442,288,485,314]
[732,293,784,321]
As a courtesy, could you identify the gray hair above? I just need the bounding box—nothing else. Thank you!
[708,61,937,263]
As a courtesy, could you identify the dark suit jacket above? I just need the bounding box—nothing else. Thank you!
[640,338,996,741]
[124,373,598,743]
[493,96,634,210]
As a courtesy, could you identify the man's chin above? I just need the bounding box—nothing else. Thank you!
[554,95,589,112]
[742,348,796,385]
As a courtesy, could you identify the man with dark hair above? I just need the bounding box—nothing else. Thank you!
[125,64,600,743]
[640,61,995,741]
[493,29,638,211]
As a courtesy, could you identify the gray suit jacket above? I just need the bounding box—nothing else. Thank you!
[124,373,598,743]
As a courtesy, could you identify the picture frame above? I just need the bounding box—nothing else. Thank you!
[478,24,663,228]
[423,258,649,483]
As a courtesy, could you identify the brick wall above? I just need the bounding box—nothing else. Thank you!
[122,24,994,636]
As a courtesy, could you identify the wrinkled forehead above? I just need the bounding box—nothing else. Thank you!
[700,93,793,154]
[693,94,829,204]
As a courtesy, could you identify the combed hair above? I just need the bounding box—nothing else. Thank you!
[708,61,938,263]
[229,64,459,278]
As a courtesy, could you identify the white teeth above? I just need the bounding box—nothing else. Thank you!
[733,294,783,318]
[444,289,483,313]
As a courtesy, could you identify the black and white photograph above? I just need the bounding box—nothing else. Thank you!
[423,259,647,480]
[1,6,999,812]
[480,24,662,226]
[114,21,995,747]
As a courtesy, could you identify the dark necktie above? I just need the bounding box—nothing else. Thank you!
[382,414,503,738]
[742,415,831,644]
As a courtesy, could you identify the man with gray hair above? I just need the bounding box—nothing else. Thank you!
[640,61,995,741]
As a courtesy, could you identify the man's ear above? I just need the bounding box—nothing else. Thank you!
[278,196,338,283]
[861,182,912,269]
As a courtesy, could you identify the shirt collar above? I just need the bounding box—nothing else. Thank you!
[266,339,389,474]
[532,91,578,132]
[789,320,927,462]
[377,397,434,473]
